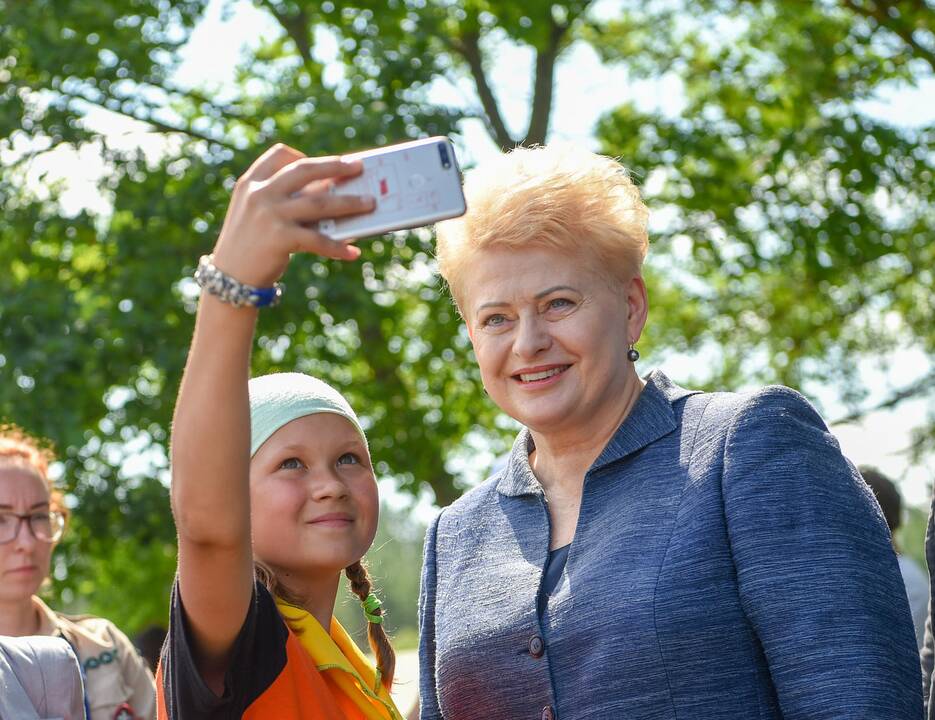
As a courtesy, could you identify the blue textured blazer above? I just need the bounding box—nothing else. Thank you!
[418,370,922,719]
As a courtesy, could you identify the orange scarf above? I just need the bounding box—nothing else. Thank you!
[275,597,402,720]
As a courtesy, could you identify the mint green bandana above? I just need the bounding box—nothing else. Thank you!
[248,373,367,457]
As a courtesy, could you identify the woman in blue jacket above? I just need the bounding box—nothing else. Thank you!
[418,143,922,719]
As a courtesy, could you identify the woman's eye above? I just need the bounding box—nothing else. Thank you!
[483,314,507,327]
[279,457,304,470]
[548,298,574,310]
[337,453,360,466]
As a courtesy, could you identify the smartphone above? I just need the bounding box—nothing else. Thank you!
[317,136,467,241]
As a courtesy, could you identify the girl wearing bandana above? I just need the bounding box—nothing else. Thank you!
[157,145,402,719]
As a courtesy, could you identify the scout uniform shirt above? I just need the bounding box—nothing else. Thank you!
[157,579,402,720]
[33,595,157,720]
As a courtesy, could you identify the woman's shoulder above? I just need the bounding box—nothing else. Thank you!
[647,369,822,437]
[54,613,156,719]
[669,382,838,486]
[55,611,122,641]
[34,598,126,665]
[699,384,865,511]
[55,612,122,656]
[439,468,507,519]
[427,470,507,537]
[52,611,142,666]
[684,382,826,441]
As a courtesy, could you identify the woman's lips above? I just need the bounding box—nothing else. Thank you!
[5,565,38,576]
[512,364,570,386]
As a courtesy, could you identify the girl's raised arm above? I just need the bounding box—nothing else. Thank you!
[169,145,373,692]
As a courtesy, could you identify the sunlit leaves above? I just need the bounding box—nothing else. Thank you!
[3,0,934,635]
[598,0,934,420]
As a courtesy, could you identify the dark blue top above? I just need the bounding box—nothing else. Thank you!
[419,370,922,720]
[537,545,570,618]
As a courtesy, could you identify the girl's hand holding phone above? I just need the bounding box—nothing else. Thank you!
[211,144,376,288]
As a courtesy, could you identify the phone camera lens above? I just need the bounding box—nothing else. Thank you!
[438,142,451,169]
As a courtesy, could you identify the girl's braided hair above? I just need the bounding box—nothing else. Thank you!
[255,558,395,689]
[344,559,395,688]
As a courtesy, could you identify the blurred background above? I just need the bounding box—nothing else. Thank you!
[1,0,933,707]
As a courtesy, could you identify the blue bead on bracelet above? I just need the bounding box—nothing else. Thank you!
[194,254,284,308]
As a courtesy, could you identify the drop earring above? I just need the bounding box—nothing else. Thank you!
[627,343,640,362]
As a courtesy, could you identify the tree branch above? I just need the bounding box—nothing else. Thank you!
[524,1,596,145]
[831,368,935,425]
[61,86,239,151]
[146,78,257,127]
[451,31,517,150]
[523,19,567,146]
[840,0,935,73]
[139,116,238,150]
[258,0,313,66]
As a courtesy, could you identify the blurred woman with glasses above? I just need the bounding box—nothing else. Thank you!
[0,424,156,720]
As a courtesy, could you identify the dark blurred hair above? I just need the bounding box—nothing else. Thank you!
[859,466,901,534]
[134,625,167,673]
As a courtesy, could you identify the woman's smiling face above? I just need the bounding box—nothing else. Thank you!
[462,245,646,439]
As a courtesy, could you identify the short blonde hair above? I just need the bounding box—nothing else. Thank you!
[436,143,649,307]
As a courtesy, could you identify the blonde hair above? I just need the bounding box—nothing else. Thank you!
[0,423,69,521]
[435,143,649,307]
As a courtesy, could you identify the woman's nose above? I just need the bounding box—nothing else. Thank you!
[512,314,552,359]
[11,518,37,550]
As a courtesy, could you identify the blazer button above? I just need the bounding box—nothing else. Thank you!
[528,634,545,658]
[541,705,555,720]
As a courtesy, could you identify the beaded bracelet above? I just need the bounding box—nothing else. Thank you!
[193,254,283,308]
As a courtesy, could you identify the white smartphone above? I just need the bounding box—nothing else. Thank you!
[316,136,467,241]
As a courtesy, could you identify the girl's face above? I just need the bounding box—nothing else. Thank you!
[249,413,379,581]
[0,466,54,604]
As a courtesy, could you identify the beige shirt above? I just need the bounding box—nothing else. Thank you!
[34,595,156,720]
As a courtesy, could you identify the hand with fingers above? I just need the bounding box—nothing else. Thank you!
[212,144,376,289]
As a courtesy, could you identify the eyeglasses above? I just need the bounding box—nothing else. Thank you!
[0,510,65,544]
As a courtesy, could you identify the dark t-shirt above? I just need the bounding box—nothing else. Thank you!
[156,579,343,720]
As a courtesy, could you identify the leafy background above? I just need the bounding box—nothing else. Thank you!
[1,0,933,646]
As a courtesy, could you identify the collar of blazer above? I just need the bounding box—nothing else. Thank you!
[496,369,701,498]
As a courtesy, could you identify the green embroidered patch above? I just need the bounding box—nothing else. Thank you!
[83,647,119,671]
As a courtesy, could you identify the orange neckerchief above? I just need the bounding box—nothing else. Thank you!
[275,597,402,720]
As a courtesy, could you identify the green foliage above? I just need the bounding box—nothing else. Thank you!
[897,503,928,573]
[0,0,536,632]
[1,0,933,636]
[596,1,935,421]
[334,502,428,649]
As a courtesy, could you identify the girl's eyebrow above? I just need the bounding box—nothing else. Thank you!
[274,443,306,455]
[275,438,366,456]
